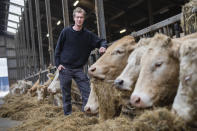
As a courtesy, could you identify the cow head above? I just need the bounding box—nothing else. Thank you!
[130,34,180,108]
[88,35,136,80]
[84,83,98,114]
[114,38,150,91]
[172,39,197,125]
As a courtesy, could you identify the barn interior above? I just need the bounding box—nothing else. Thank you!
[1,0,197,130]
[0,0,189,84]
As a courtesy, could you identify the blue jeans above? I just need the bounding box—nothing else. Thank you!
[59,67,90,115]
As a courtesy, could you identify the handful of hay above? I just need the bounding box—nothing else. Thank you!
[91,79,132,121]
[182,0,197,34]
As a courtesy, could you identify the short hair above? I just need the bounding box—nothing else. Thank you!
[73,7,86,18]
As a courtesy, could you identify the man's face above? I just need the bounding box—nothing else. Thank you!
[74,12,85,27]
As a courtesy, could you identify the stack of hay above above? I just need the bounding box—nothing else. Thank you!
[182,0,197,34]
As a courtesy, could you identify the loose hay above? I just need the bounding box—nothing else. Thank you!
[91,79,132,121]
[0,93,194,131]
[131,108,189,131]
[182,0,197,34]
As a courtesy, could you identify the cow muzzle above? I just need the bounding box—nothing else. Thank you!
[130,95,146,108]
[84,106,98,115]
[88,66,105,80]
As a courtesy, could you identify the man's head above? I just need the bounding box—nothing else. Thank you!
[73,7,86,27]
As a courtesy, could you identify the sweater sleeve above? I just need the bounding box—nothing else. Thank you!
[55,28,66,68]
[90,32,108,49]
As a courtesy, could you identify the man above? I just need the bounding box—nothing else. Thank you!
[55,7,107,115]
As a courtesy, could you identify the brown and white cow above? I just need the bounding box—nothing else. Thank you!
[114,38,151,91]
[28,79,40,97]
[130,34,181,108]
[37,73,55,102]
[85,35,136,118]
[172,39,197,126]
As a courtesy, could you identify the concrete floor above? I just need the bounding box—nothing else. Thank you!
[0,118,22,131]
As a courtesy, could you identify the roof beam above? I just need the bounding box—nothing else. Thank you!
[0,24,18,30]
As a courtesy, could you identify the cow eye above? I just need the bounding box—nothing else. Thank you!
[155,61,163,67]
[112,49,125,55]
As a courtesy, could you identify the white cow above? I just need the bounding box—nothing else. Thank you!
[114,38,151,91]
[10,80,32,95]
[172,39,197,126]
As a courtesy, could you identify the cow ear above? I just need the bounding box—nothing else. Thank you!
[128,44,136,53]
[170,39,181,59]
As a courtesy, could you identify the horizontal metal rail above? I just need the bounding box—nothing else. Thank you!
[131,13,182,37]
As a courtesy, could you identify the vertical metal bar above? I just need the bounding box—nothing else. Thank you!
[35,0,44,70]
[174,23,180,38]
[28,0,37,73]
[45,0,55,65]
[159,28,162,34]
[24,3,31,76]
[62,0,70,27]
[95,0,107,39]
[163,27,168,35]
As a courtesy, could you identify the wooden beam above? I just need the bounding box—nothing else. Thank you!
[24,3,31,76]
[45,0,55,65]
[62,0,69,27]
[35,0,44,70]
[28,0,37,73]
[95,0,106,39]
[147,0,153,25]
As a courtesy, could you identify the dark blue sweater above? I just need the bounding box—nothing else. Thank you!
[55,25,108,69]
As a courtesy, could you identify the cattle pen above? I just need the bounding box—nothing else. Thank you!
[0,0,197,130]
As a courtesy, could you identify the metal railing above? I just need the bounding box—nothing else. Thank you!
[131,13,182,39]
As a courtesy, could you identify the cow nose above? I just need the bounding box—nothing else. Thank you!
[130,95,141,106]
[89,67,96,72]
[84,107,91,113]
[114,79,124,86]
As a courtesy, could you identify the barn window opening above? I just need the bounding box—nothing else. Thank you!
[7,0,24,34]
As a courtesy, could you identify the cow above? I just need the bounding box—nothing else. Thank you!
[130,33,197,108]
[84,83,98,114]
[114,38,151,91]
[86,35,136,120]
[172,39,197,126]
[28,78,40,97]
[130,33,181,108]
[10,80,32,95]
[36,73,55,102]
[47,70,80,106]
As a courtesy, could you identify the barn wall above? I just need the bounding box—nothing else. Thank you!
[0,35,17,84]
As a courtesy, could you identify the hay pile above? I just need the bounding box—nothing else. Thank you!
[0,93,193,131]
[182,0,197,34]
[131,108,189,131]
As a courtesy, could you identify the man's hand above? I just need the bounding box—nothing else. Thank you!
[99,47,106,54]
[58,65,65,71]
